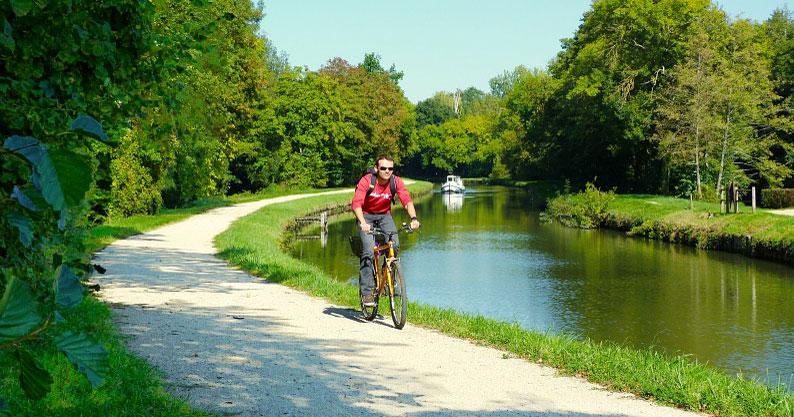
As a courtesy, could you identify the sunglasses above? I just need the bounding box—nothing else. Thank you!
[378,166,394,172]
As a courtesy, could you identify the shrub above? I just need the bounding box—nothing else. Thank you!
[545,183,615,228]
[761,188,794,209]
[108,130,163,217]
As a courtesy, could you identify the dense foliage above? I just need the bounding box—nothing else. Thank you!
[0,0,418,408]
[762,188,794,208]
[411,0,793,199]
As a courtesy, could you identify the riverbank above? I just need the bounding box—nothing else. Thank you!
[547,190,794,266]
[216,182,793,417]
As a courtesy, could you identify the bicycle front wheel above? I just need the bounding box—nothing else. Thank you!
[387,261,407,329]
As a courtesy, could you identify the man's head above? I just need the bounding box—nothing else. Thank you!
[374,154,394,182]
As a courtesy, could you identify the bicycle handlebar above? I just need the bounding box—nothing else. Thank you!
[368,222,414,237]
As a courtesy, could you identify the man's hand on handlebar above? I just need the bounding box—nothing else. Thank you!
[410,218,421,231]
[360,222,372,233]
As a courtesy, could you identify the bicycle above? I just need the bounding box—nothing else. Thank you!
[351,223,412,329]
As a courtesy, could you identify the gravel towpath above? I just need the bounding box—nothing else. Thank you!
[95,190,707,417]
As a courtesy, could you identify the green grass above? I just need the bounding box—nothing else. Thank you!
[0,297,213,417]
[215,180,794,417]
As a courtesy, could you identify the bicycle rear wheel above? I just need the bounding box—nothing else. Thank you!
[387,261,407,329]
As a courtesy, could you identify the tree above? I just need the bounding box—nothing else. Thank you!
[657,16,792,197]
[360,52,404,85]
[712,20,791,192]
[489,66,530,98]
[764,9,794,185]
[544,0,718,190]
[416,93,456,128]
[655,22,728,197]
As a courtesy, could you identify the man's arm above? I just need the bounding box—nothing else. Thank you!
[351,175,372,232]
[405,202,420,230]
[395,177,420,230]
[353,206,371,232]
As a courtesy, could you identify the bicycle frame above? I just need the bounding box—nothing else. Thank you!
[371,235,398,297]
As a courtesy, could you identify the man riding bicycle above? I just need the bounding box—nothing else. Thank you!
[351,155,421,307]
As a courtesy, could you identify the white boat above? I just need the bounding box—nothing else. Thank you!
[441,175,465,193]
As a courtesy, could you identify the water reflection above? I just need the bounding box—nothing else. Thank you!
[289,186,794,387]
[441,192,464,212]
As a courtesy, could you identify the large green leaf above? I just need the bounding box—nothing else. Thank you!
[4,137,91,211]
[10,0,33,17]
[54,331,108,387]
[0,277,42,344]
[6,212,33,248]
[17,349,52,401]
[70,116,112,144]
[4,136,44,166]
[11,186,39,212]
[55,265,83,309]
[49,149,91,209]
[20,185,45,211]
[4,136,62,210]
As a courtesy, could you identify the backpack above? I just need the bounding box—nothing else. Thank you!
[363,168,397,205]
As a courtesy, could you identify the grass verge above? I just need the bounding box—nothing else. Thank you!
[547,192,794,266]
[215,180,793,417]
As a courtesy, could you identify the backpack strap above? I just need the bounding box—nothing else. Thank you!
[390,176,397,205]
[365,171,377,199]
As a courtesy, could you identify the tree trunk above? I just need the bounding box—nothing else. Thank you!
[694,124,702,198]
[716,112,731,198]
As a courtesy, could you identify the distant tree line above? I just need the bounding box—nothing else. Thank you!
[409,0,793,199]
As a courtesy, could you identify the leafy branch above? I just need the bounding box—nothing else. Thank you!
[1,116,112,402]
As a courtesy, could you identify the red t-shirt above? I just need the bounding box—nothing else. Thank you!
[351,174,412,214]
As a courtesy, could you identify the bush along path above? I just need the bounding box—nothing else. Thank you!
[93,184,717,417]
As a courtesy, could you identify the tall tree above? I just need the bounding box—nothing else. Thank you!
[545,0,717,190]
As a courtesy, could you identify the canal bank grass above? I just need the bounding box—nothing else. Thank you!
[1,185,349,416]
[548,193,794,265]
[215,182,794,417]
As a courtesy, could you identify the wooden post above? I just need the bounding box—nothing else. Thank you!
[735,186,740,213]
[720,189,725,214]
[752,186,756,213]
[689,193,693,211]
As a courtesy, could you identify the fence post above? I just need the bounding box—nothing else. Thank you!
[720,189,725,214]
[752,186,756,213]
[736,187,740,213]
[690,193,693,210]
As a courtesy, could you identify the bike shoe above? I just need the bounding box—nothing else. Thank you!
[361,293,375,307]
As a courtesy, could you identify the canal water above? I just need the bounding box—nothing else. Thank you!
[289,185,794,387]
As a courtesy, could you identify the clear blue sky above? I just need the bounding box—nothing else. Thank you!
[260,1,791,103]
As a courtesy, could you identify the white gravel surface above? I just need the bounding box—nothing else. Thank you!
[95,190,708,417]
[770,208,794,216]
